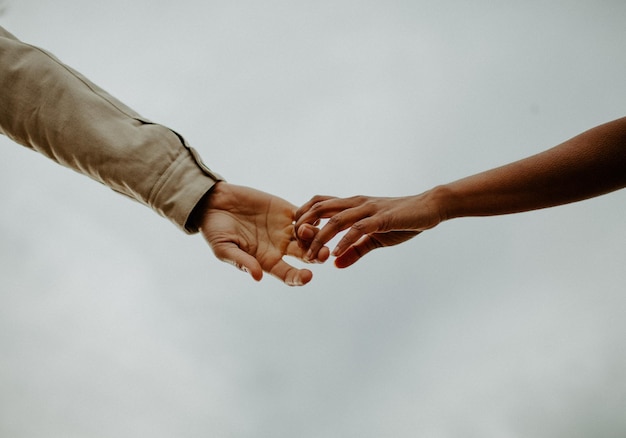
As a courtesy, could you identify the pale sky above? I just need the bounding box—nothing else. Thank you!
[1,1,625,437]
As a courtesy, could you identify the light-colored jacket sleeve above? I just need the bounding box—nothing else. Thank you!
[0,26,223,233]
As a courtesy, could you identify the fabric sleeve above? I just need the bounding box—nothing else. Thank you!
[0,26,223,233]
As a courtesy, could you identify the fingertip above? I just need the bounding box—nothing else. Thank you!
[334,257,354,269]
[333,247,359,269]
[218,246,264,282]
[242,263,263,281]
[297,224,316,241]
[285,269,312,286]
[251,269,263,282]
[298,269,313,286]
[317,246,330,263]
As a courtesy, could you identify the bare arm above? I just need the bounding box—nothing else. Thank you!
[442,116,626,219]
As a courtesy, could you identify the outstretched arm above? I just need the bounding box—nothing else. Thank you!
[296,117,626,267]
[441,116,626,218]
[0,26,322,286]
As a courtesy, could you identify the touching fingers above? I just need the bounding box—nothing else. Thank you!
[288,234,330,263]
[295,197,358,229]
[296,223,317,245]
[303,214,350,261]
[303,204,375,261]
[295,195,335,221]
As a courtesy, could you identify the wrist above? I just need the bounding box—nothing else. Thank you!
[188,181,225,231]
[425,184,456,223]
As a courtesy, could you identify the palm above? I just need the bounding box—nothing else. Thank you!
[199,183,314,286]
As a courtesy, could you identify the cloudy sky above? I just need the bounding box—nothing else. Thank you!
[1,1,625,437]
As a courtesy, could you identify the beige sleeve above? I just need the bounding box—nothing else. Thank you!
[0,26,223,233]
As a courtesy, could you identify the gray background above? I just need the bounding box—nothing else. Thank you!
[1,1,625,437]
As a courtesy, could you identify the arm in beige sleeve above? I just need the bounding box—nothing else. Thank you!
[0,27,319,285]
[0,26,222,233]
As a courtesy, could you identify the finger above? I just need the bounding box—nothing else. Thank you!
[334,236,380,269]
[304,206,371,261]
[317,246,331,263]
[295,197,358,229]
[295,195,335,221]
[296,223,317,243]
[287,235,330,264]
[268,258,313,286]
[331,218,379,257]
[294,221,321,251]
[295,224,329,262]
[213,243,264,281]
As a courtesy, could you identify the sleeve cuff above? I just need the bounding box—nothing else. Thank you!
[149,146,224,234]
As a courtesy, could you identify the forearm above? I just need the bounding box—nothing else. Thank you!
[437,117,626,220]
[0,27,221,233]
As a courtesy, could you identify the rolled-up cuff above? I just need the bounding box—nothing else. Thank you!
[150,149,223,234]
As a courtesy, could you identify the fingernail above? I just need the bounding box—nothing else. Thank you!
[305,249,313,261]
[331,246,340,256]
[301,227,314,240]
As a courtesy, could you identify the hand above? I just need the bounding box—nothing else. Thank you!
[197,182,329,286]
[295,192,444,268]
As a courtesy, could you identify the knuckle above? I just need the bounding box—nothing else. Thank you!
[368,237,384,250]
[350,195,366,203]
[374,214,388,230]
[311,195,326,203]
[363,199,381,213]
[351,221,367,232]
[310,202,324,213]
[327,215,344,229]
